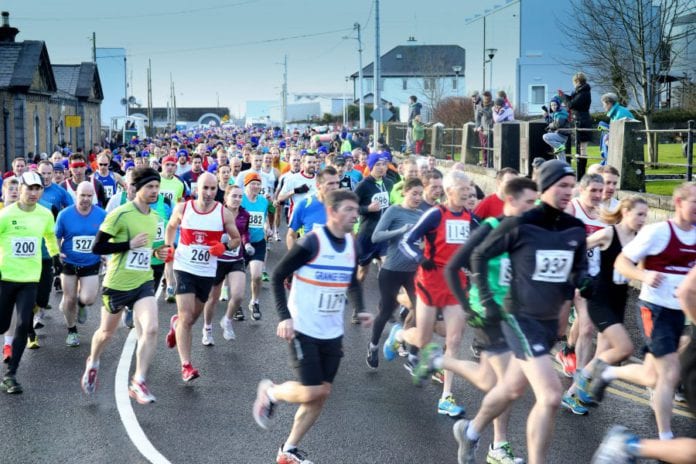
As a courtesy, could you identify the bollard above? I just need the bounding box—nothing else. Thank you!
[493,122,520,171]
[519,120,551,176]
[607,119,645,192]
[462,122,479,165]
[431,124,444,158]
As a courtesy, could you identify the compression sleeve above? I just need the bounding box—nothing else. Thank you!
[399,207,442,262]
[43,215,60,257]
[92,230,131,255]
[445,222,493,308]
[470,217,520,305]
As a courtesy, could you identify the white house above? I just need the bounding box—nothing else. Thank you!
[350,43,466,121]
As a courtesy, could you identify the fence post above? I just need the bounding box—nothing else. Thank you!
[492,122,520,171]
[462,122,478,165]
[431,123,444,158]
[607,119,645,192]
[519,120,551,177]
[687,120,694,182]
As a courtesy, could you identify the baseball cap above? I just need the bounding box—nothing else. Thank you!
[19,171,43,187]
[244,172,262,186]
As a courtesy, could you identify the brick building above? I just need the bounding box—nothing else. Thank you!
[0,12,103,171]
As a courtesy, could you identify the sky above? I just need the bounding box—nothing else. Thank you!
[4,0,508,115]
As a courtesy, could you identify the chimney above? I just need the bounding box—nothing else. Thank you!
[0,12,20,43]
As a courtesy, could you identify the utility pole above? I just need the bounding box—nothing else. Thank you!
[281,55,288,132]
[91,32,96,63]
[482,17,486,91]
[124,56,128,116]
[373,0,381,145]
[147,59,153,135]
[354,22,365,129]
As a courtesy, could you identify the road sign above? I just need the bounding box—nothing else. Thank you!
[370,107,393,123]
[65,115,82,128]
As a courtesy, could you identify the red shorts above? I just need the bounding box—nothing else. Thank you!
[415,266,466,308]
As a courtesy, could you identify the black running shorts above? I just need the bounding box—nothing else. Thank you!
[175,270,214,303]
[289,332,343,386]
[102,281,155,314]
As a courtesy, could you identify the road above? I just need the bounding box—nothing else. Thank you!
[0,233,694,464]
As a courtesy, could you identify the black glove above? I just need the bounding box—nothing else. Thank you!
[482,298,502,324]
[52,255,62,273]
[578,276,595,299]
[294,184,310,194]
[420,259,436,271]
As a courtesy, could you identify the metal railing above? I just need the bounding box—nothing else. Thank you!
[630,120,694,181]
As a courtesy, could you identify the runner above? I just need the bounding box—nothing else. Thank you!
[262,151,281,241]
[0,172,60,394]
[1,177,20,363]
[366,177,423,369]
[92,152,126,200]
[389,158,419,204]
[54,182,106,346]
[81,167,170,404]
[286,167,340,249]
[590,182,696,440]
[164,172,241,381]
[61,153,108,207]
[597,165,620,213]
[180,154,205,197]
[252,189,373,464]
[201,184,250,342]
[453,160,589,464]
[562,195,648,415]
[419,170,444,211]
[388,170,474,417]
[158,155,187,303]
[474,168,519,219]
[277,153,318,220]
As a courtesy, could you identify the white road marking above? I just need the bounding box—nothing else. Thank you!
[115,287,171,464]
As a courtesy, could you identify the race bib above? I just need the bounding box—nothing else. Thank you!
[72,235,95,254]
[188,245,211,265]
[498,257,512,287]
[103,185,114,198]
[317,289,347,314]
[445,220,470,244]
[125,247,151,271]
[161,190,175,202]
[587,246,601,277]
[11,237,38,258]
[372,191,389,210]
[249,211,265,229]
[531,250,573,283]
[155,221,165,242]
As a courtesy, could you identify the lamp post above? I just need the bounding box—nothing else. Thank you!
[486,48,497,91]
[452,65,463,96]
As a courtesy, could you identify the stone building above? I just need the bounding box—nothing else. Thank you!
[0,11,102,171]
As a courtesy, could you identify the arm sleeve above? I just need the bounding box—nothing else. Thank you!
[445,223,493,307]
[91,230,130,255]
[470,217,520,304]
[43,214,60,257]
[570,231,589,288]
[371,207,400,243]
[399,207,441,262]
[354,182,371,215]
[271,235,316,321]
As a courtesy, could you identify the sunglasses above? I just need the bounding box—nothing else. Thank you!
[98,163,109,167]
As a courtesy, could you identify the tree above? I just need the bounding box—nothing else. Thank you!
[568,0,694,163]
[432,97,475,127]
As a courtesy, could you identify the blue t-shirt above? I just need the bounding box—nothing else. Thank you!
[93,171,118,199]
[40,183,74,216]
[55,205,107,266]
[241,194,269,243]
[346,169,363,184]
[289,195,326,235]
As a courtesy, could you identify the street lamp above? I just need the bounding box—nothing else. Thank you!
[485,48,497,91]
[452,65,463,96]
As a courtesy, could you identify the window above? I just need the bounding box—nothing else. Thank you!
[365,78,374,91]
[452,78,458,90]
[530,85,546,105]
[47,116,53,151]
[34,114,40,154]
[423,77,436,90]
[402,78,408,90]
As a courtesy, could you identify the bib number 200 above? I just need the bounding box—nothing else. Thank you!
[12,238,37,258]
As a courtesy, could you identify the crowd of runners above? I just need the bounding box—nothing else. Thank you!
[0,124,694,464]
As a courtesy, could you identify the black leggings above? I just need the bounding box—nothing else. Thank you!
[36,258,53,309]
[371,268,416,346]
[0,281,38,375]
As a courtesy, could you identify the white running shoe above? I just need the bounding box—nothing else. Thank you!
[220,316,236,341]
[202,327,214,346]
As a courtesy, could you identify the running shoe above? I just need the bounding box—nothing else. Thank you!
[122,307,134,329]
[589,359,610,402]
[202,327,214,346]
[2,344,11,363]
[165,287,176,303]
[555,348,576,378]
[366,344,379,369]
[561,393,588,415]
[382,323,402,361]
[412,342,442,386]
[553,144,566,155]
[33,308,45,329]
[77,303,87,324]
[486,442,524,464]
[219,286,229,301]
[274,232,281,242]
[351,312,360,325]
[432,369,445,385]
[53,276,62,293]
[252,379,276,429]
[249,302,262,321]
[403,358,417,376]
[165,314,178,348]
[128,379,156,404]
[66,332,80,347]
[276,447,313,464]
[81,358,98,395]
[591,425,639,464]
[181,363,200,382]
[0,375,23,394]
[262,271,270,282]
[397,344,409,358]
[674,384,686,403]
[470,341,483,360]
[398,305,409,322]
[233,306,245,321]
[438,395,465,417]
[220,316,236,341]
[27,335,40,349]
[453,419,479,464]
[575,371,595,405]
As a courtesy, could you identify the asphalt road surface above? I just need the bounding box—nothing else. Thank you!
[1,234,694,464]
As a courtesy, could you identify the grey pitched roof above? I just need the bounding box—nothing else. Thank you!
[52,62,103,101]
[351,44,466,78]
[0,40,56,92]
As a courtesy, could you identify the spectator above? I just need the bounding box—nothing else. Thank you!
[492,97,515,123]
[560,72,593,177]
[497,90,513,110]
[406,95,423,152]
[601,93,634,121]
[542,96,570,160]
[412,115,426,155]
[474,91,494,167]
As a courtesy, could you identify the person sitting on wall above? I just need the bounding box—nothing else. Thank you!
[542,96,570,161]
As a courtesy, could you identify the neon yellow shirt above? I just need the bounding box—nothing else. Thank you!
[159,176,185,203]
[0,203,59,282]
